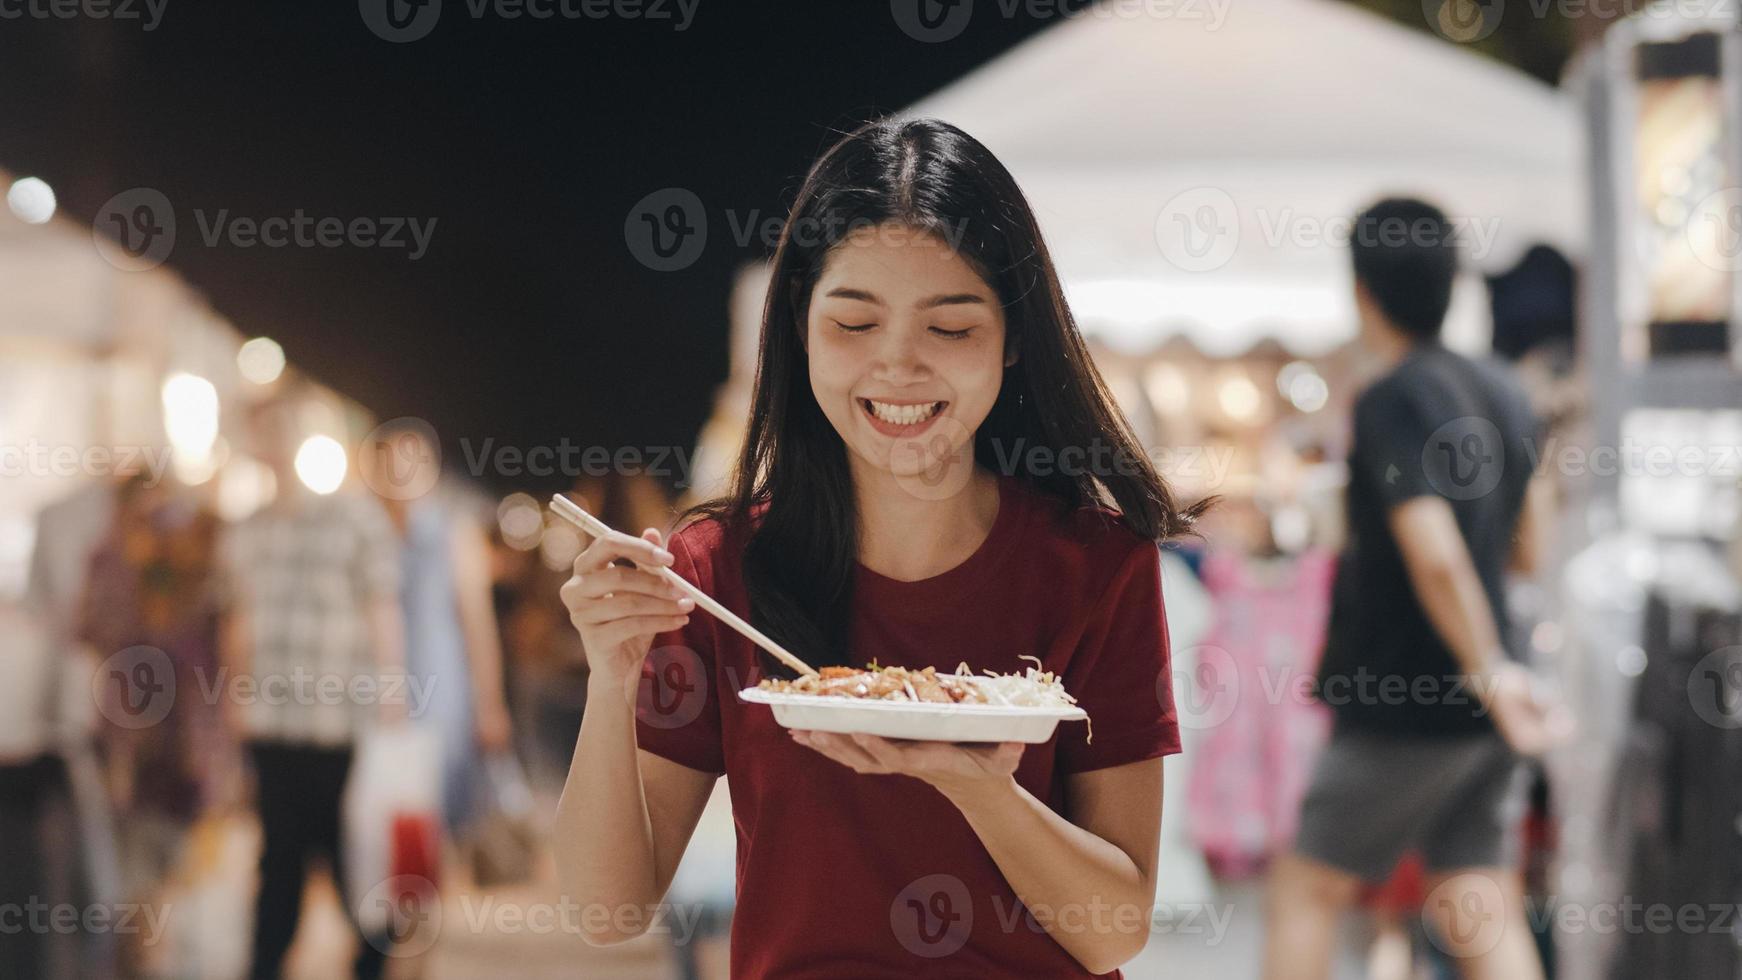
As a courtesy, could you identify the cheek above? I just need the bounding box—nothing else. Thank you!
[806,325,856,392]
[943,337,1007,401]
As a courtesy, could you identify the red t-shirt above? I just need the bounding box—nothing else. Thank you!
[634,473,1181,978]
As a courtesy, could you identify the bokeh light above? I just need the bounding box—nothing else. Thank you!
[497,493,544,551]
[1278,361,1329,413]
[216,455,278,521]
[6,177,55,224]
[1216,370,1263,423]
[237,337,287,385]
[539,519,582,571]
[294,435,348,494]
[161,373,220,485]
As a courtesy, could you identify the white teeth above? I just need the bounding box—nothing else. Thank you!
[867,400,941,426]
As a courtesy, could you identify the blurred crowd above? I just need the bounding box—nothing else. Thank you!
[3,389,705,979]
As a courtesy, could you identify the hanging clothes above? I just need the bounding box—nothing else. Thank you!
[1608,545,1742,980]
[1186,549,1336,879]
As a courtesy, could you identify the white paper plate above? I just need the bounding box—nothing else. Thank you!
[738,687,1087,744]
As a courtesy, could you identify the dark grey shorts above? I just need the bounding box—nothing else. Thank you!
[1292,728,1527,883]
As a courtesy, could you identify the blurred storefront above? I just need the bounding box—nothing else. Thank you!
[0,167,401,979]
[1556,5,1742,978]
[0,167,383,599]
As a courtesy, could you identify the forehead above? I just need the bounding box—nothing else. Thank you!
[814,223,990,298]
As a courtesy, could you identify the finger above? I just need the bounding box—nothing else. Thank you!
[576,530,675,574]
[849,732,912,770]
[560,571,680,620]
[803,731,887,772]
[587,614,692,648]
[571,592,694,626]
[566,564,682,601]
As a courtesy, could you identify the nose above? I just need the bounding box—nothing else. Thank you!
[870,322,929,384]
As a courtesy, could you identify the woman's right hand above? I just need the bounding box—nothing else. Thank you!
[559,526,694,687]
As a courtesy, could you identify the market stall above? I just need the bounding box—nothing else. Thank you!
[1558,8,1742,978]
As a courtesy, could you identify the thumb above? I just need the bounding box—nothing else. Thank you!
[641,527,665,548]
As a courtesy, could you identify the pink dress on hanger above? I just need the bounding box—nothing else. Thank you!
[1185,548,1336,879]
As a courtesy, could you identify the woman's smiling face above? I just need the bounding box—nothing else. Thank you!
[805,223,1011,480]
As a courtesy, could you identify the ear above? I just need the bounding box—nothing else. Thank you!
[1003,336,1020,368]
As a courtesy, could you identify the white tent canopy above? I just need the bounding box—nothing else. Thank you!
[0,173,115,349]
[903,0,1586,356]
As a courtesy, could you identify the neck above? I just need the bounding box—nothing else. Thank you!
[1372,325,1423,368]
[384,497,411,534]
[850,452,1001,583]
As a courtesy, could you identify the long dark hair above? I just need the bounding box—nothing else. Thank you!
[684,117,1207,672]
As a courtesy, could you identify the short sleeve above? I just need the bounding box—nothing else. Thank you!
[350,497,402,599]
[1354,381,1437,509]
[1055,539,1181,774]
[634,528,725,775]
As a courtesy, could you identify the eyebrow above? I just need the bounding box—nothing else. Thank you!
[822,287,990,309]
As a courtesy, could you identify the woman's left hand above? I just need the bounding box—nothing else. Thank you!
[789,729,1023,800]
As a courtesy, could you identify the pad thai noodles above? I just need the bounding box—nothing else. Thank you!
[756,655,1078,710]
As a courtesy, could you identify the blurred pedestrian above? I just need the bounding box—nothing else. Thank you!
[1262,198,1568,980]
[219,394,407,980]
[78,475,229,975]
[17,475,129,978]
[370,422,514,836]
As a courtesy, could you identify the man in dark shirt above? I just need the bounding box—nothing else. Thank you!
[1262,199,1566,980]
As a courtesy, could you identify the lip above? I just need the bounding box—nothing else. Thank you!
[859,397,948,438]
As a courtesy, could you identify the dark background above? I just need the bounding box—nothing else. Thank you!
[0,0,1576,492]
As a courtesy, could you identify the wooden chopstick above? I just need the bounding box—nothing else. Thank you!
[549,495,819,678]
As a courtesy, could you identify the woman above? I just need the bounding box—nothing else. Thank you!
[556,118,1203,977]
[381,467,514,835]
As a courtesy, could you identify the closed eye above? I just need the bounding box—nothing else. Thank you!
[833,320,875,333]
[930,326,973,340]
